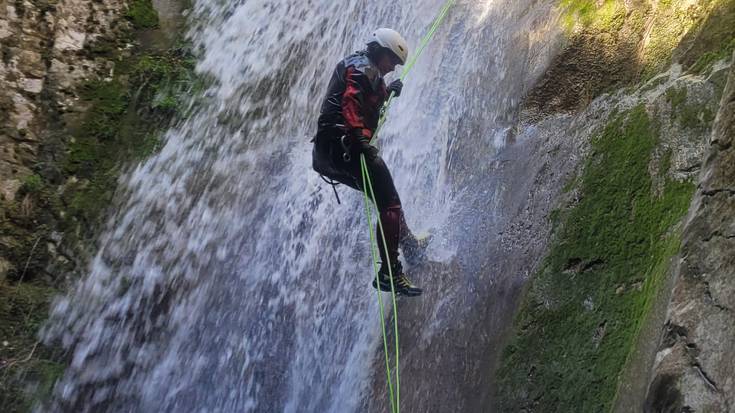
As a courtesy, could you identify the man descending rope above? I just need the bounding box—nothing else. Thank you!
[312,28,428,296]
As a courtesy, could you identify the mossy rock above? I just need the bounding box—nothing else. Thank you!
[678,0,735,73]
[125,0,159,29]
[59,42,196,235]
[496,105,695,412]
[19,175,43,195]
[0,0,199,409]
[666,85,716,129]
[688,38,735,74]
[524,0,642,113]
[0,282,64,412]
[559,0,624,33]
[527,0,734,114]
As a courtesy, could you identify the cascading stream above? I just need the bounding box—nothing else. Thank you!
[42,1,563,411]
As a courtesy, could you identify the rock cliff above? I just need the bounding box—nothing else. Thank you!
[0,0,191,408]
[645,51,735,413]
[495,1,735,411]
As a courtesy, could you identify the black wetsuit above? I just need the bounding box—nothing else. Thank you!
[312,51,409,267]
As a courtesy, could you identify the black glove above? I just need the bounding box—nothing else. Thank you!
[350,131,378,160]
[361,143,379,160]
[387,79,403,97]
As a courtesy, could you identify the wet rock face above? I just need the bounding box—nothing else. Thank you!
[646,52,735,412]
[496,57,726,411]
[523,0,735,118]
[0,0,125,202]
[0,0,130,283]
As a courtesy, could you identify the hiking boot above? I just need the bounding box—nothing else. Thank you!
[393,273,422,296]
[372,262,423,297]
[401,233,432,266]
[372,270,393,292]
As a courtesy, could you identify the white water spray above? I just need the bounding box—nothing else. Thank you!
[43,1,562,411]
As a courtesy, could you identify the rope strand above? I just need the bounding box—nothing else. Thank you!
[361,155,401,411]
[359,1,456,412]
[373,0,457,145]
[361,158,398,413]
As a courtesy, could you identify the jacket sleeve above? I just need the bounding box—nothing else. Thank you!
[341,66,373,140]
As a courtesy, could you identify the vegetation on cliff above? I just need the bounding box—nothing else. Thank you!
[63,48,196,240]
[525,0,735,114]
[497,105,694,411]
[496,0,735,410]
[0,0,195,409]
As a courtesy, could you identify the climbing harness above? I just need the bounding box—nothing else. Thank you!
[340,136,352,162]
[360,1,456,412]
[314,123,355,204]
[318,174,342,204]
[316,134,352,205]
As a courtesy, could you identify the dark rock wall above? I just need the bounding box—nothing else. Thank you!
[645,51,735,413]
[495,1,735,411]
[0,0,191,409]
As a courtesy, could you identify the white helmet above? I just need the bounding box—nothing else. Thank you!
[371,28,409,65]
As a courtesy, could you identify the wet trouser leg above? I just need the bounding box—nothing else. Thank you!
[312,134,409,267]
[361,156,406,269]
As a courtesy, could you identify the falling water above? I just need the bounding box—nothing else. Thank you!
[42,0,566,411]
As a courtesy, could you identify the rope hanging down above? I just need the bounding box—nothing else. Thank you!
[360,1,455,412]
[373,0,456,145]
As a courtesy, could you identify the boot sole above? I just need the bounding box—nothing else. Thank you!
[372,281,422,297]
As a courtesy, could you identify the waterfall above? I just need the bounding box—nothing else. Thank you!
[42,0,563,411]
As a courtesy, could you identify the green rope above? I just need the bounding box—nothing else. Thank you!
[361,155,402,411]
[373,0,456,144]
[359,1,456,412]
[360,157,399,413]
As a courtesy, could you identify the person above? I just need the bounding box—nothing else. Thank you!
[312,28,429,296]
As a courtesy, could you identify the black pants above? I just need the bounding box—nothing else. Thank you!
[312,131,409,268]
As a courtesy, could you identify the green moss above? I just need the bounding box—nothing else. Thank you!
[125,0,159,29]
[81,80,129,140]
[31,359,66,402]
[689,37,735,74]
[136,132,163,158]
[666,86,715,130]
[135,55,178,77]
[549,208,563,233]
[1,1,198,410]
[679,103,714,129]
[594,0,624,31]
[559,0,596,31]
[19,175,43,195]
[60,78,127,227]
[540,0,732,112]
[61,47,195,234]
[496,106,695,412]
[153,95,178,111]
[665,86,687,112]
[681,0,735,70]
[0,282,64,412]
[638,0,709,80]
[133,54,196,115]
[559,0,624,33]
[64,82,128,175]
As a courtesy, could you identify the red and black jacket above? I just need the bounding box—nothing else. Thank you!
[316,51,388,142]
